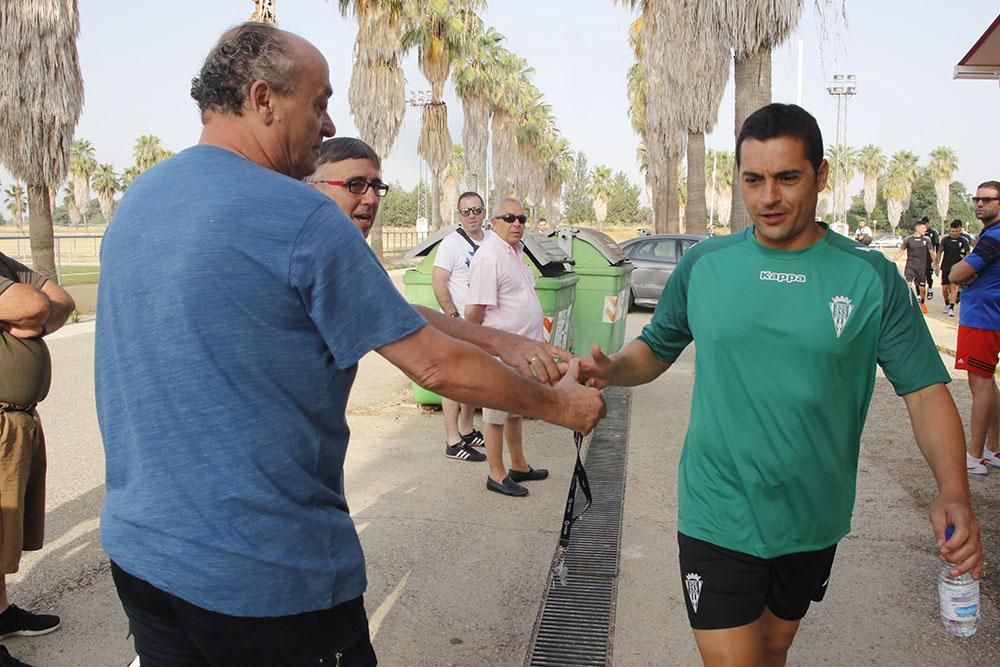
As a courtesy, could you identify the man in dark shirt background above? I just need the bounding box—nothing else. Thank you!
[937,220,972,317]
[894,220,935,313]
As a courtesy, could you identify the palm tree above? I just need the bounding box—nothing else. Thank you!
[92,163,120,223]
[62,184,81,226]
[4,183,27,228]
[249,0,277,23]
[692,0,805,231]
[0,0,84,277]
[70,138,96,223]
[589,165,614,228]
[438,145,465,227]
[824,144,857,225]
[883,163,909,234]
[928,146,959,231]
[338,0,408,258]
[402,0,484,231]
[542,135,572,225]
[452,22,504,194]
[889,150,920,214]
[121,166,141,190]
[705,149,734,229]
[660,1,730,234]
[134,135,169,172]
[856,144,885,223]
[489,48,533,199]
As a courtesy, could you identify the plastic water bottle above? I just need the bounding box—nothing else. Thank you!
[939,525,979,637]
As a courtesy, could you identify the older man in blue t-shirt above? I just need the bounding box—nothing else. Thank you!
[95,24,604,666]
[950,180,1000,475]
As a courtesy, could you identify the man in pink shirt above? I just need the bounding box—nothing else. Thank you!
[466,197,550,496]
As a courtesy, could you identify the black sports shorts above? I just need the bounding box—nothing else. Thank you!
[941,261,957,285]
[677,532,837,630]
[904,265,926,286]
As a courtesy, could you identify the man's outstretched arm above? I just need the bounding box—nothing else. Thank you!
[902,382,982,578]
[579,339,672,390]
[377,323,605,434]
[415,304,570,385]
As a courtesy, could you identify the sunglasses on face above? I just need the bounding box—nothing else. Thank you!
[458,206,484,216]
[494,213,527,224]
[312,178,389,197]
[971,196,1000,204]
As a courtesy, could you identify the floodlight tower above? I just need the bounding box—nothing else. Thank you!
[826,74,857,229]
[407,90,433,226]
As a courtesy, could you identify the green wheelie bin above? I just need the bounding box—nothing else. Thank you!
[548,227,633,358]
[521,230,578,352]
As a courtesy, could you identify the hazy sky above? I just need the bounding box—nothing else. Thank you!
[2,1,998,203]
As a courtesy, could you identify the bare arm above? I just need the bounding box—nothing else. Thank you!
[39,280,75,334]
[902,383,982,578]
[414,304,570,384]
[0,282,50,337]
[377,324,605,433]
[579,339,672,389]
[431,267,459,318]
[947,259,976,286]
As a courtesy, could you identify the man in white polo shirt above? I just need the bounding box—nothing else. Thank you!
[432,192,489,463]
[465,197,550,496]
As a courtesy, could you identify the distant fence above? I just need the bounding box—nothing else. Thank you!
[0,229,428,283]
[0,233,103,284]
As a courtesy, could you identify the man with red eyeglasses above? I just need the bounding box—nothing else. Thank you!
[948,181,1000,476]
[308,137,387,239]
[432,192,490,463]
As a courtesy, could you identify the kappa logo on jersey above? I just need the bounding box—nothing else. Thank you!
[759,270,807,284]
[684,573,703,613]
[830,295,853,338]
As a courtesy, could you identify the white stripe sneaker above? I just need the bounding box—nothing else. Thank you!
[967,453,988,476]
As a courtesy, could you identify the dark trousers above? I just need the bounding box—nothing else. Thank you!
[111,561,377,667]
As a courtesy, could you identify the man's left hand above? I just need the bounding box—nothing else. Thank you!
[931,493,982,579]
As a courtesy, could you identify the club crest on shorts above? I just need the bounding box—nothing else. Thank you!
[829,295,853,338]
[685,573,703,613]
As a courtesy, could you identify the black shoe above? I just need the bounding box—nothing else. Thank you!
[445,441,486,462]
[487,476,528,496]
[0,646,33,667]
[0,605,61,639]
[509,466,549,482]
[460,429,485,447]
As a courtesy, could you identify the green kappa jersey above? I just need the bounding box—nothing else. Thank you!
[639,224,949,558]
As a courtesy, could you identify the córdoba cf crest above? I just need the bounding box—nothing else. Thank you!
[685,573,703,613]
[830,296,853,338]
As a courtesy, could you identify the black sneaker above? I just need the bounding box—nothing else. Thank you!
[0,605,60,639]
[0,646,33,667]
[445,442,486,462]
[460,429,485,447]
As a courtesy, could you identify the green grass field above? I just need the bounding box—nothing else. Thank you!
[59,265,101,286]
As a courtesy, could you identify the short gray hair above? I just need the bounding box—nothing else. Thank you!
[492,196,521,218]
[190,22,297,117]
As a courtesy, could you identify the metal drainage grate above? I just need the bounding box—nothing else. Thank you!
[526,387,631,667]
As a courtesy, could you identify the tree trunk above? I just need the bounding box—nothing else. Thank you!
[370,209,384,263]
[431,170,442,231]
[665,155,681,234]
[685,132,707,234]
[28,184,57,279]
[730,48,772,233]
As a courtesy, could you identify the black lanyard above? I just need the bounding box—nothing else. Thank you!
[554,431,592,585]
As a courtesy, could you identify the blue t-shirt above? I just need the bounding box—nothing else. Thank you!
[95,145,425,616]
[960,222,1000,330]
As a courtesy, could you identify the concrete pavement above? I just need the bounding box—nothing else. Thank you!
[4,286,999,666]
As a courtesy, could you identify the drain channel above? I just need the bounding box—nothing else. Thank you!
[526,387,631,667]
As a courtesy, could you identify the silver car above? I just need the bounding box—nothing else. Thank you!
[620,233,706,308]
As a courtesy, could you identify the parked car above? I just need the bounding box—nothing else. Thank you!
[871,234,903,248]
[620,233,706,308]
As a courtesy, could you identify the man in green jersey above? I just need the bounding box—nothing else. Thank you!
[581,104,980,666]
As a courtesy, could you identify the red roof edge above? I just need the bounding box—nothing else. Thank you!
[958,13,1000,66]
